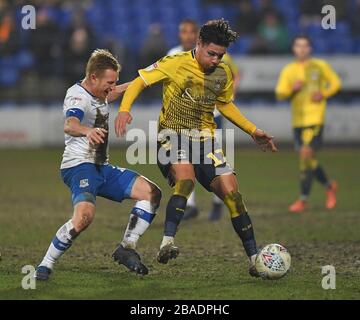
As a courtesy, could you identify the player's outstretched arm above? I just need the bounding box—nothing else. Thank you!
[115,77,147,137]
[107,82,131,103]
[216,102,278,152]
[64,117,107,146]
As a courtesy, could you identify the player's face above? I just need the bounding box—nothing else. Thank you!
[91,69,118,100]
[179,23,198,51]
[292,38,312,61]
[196,41,226,73]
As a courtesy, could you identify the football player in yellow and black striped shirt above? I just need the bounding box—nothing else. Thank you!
[167,18,242,221]
[276,35,341,213]
[115,19,277,277]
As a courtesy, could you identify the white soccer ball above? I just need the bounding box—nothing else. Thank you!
[255,243,291,280]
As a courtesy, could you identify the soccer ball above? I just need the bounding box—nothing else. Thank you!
[255,243,291,280]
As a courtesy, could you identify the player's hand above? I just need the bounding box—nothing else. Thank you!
[86,127,107,146]
[251,129,278,152]
[293,80,303,92]
[115,111,132,137]
[311,91,324,102]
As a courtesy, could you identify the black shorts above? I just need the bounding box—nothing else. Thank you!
[157,133,234,192]
[294,125,324,151]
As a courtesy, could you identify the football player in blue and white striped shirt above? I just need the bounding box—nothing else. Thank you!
[35,49,161,280]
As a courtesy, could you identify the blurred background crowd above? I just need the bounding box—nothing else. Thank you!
[1,0,360,104]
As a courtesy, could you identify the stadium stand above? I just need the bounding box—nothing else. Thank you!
[0,0,359,103]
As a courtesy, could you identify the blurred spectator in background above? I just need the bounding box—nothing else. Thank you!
[351,0,360,36]
[0,9,20,56]
[63,9,95,86]
[140,23,168,67]
[251,11,289,54]
[257,0,278,20]
[139,23,168,101]
[201,0,236,5]
[235,0,259,36]
[323,0,348,22]
[104,37,136,83]
[167,19,198,54]
[300,0,348,28]
[0,0,8,11]
[299,0,323,27]
[28,7,61,77]
[62,0,93,11]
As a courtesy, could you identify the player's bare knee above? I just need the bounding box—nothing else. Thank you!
[75,211,94,232]
[173,179,194,199]
[300,146,314,159]
[73,204,95,232]
[223,190,247,218]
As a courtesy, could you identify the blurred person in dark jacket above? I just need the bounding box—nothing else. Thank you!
[28,7,61,76]
[0,10,20,56]
[63,9,96,87]
[235,0,259,36]
[139,23,168,101]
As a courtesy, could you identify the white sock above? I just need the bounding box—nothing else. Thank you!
[187,191,196,207]
[160,236,174,249]
[40,220,77,270]
[213,194,222,204]
[122,200,155,249]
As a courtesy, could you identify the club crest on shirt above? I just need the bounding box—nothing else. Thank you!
[214,79,222,91]
[79,179,89,188]
[310,71,320,80]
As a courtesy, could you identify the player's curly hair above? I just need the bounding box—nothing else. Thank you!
[199,18,238,47]
[86,49,121,78]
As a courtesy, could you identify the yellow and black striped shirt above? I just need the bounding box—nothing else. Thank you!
[138,50,234,136]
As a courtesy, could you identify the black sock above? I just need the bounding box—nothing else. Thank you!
[164,195,187,236]
[313,165,330,187]
[231,213,257,257]
[300,169,314,198]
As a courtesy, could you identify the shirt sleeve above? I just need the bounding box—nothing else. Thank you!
[216,102,257,135]
[138,55,181,86]
[217,64,234,104]
[319,60,342,98]
[63,92,88,121]
[275,66,293,100]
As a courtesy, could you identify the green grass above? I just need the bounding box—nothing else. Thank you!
[0,148,360,299]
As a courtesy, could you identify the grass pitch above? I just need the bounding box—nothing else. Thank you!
[0,147,359,299]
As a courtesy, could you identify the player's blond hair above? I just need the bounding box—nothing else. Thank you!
[85,49,121,78]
